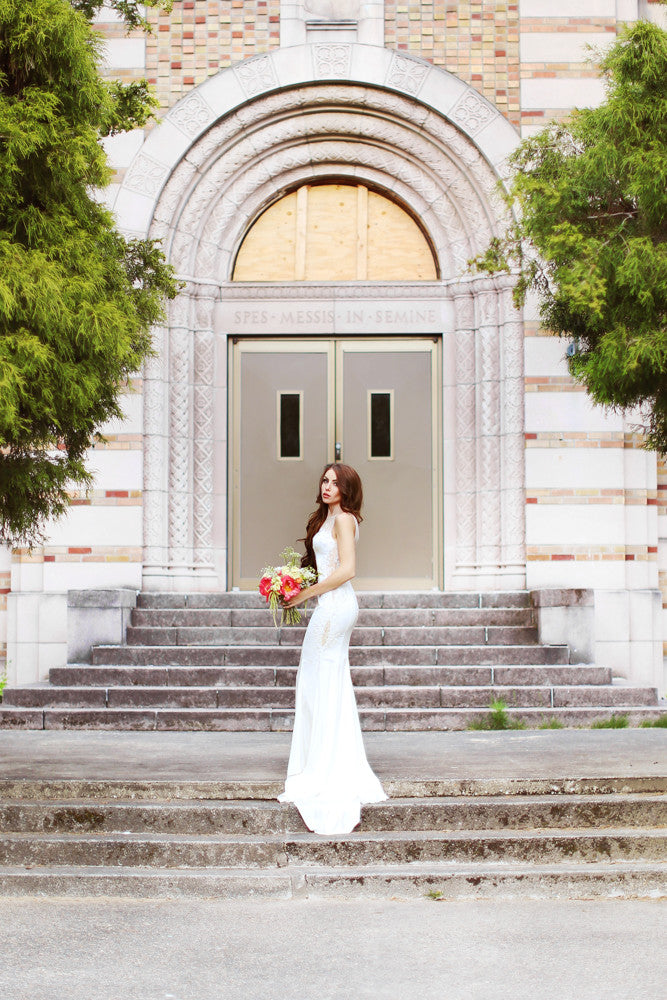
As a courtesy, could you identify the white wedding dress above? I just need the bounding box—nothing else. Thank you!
[278,514,387,834]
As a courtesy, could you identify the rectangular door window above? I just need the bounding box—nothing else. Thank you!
[278,391,302,460]
[368,390,393,460]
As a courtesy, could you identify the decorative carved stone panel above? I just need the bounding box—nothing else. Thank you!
[385,53,430,96]
[170,93,215,138]
[235,55,279,98]
[314,43,352,77]
[124,154,169,197]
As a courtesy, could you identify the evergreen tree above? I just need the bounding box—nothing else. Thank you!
[0,0,177,544]
[473,10,667,453]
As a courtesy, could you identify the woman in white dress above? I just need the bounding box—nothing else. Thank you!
[278,463,387,835]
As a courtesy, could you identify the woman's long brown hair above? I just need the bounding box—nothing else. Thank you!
[301,463,363,570]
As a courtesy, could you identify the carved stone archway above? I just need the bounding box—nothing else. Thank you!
[113,45,526,591]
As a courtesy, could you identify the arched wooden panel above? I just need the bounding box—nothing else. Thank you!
[232,184,438,281]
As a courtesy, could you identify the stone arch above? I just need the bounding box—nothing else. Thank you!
[115,45,525,592]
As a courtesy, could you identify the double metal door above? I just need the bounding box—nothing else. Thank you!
[231,338,440,589]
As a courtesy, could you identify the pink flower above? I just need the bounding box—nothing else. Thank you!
[279,575,301,601]
[259,575,273,599]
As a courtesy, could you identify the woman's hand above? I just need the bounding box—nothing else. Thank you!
[284,584,315,609]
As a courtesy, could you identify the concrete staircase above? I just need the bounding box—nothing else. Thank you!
[0,591,662,730]
[0,774,665,899]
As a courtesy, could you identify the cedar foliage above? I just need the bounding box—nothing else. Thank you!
[0,0,177,544]
[472,10,667,453]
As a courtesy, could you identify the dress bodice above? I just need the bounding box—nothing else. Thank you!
[313,515,359,583]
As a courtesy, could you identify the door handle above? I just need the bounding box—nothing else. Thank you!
[335,442,341,461]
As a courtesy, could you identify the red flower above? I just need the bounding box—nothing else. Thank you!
[259,575,272,599]
[279,575,300,601]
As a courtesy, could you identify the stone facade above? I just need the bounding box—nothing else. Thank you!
[2,1,666,695]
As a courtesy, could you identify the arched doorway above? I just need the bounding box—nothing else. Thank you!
[113,45,527,593]
[231,182,440,587]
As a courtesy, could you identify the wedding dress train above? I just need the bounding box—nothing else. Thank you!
[278,515,387,835]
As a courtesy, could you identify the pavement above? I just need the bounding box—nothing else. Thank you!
[0,729,665,999]
[1,896,665,1000]
[0,728,665,785]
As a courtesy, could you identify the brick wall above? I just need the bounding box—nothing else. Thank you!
[384,1,521,127]
[146,0,281,110]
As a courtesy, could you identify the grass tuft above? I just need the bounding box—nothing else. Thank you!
[639,714,667,728]
[591,714,629,729]
[468,699,526,731]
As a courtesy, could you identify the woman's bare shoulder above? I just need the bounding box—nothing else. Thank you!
[333,511,357,533]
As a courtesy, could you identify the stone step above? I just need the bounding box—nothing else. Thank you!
[136,591,534,611]
[91,644,571,667]
[2,683,658,710]
[124,625,540,647]
[0,826,664,869]
[130,607,536,628]
[2,794,663,836]
[0,705,664,731]
[1,775,663,802]
[48,663,614,688]
[0,860,663,900]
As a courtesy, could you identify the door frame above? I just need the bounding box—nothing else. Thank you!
[229,335,442,590]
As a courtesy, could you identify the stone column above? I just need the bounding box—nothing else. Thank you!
[453,288,477,576]
[192,287,218,586]
[449,277,526,590]
[167,293,194,588]
[499,280,527,586]
[476,282,502,573]
[142,323,170,589]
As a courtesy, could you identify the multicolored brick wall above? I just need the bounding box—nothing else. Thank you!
[518,1,617,135]
[384,1,521,127]
[146,0,281,110]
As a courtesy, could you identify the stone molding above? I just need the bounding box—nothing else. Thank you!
[112,45,525,591]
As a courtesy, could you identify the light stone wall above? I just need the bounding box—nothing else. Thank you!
[1,3,664,695]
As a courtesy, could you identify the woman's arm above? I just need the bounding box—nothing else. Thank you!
[285,512,356,607]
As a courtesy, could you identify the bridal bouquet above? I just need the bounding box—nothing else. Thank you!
[259,546,317,627]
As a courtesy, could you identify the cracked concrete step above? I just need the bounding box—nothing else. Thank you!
[2,684,658,710]
[136,592,534,611]
[131,607,537,629]
[48,664,615,688]
[0,860,663,899]
[2,794,663,836]
[0,705,664,731]
[125,625,540,647]
[2,776,663,802]
[91,644,571,666]
[0,827,664,868]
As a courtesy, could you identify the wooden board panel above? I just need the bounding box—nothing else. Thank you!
[233,184,438,282]
[304,184,359,280]
[367,191,437,280]
[232,192,298,281]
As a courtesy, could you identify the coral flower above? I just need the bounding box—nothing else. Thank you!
[280,575,300,601]
[259,575,272,598]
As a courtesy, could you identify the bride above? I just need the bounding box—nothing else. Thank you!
[278,463,387,835]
